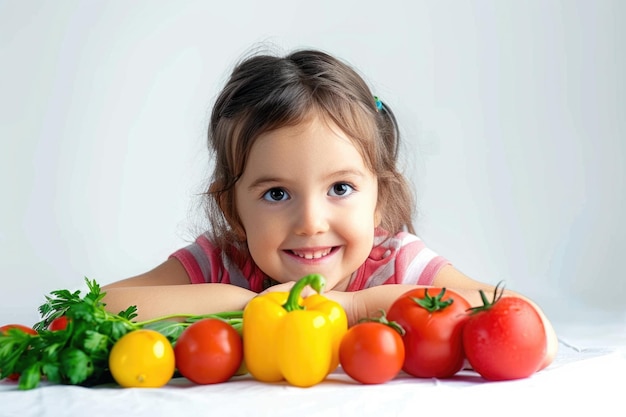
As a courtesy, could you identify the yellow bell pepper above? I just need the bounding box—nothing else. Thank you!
[243,274,348,387]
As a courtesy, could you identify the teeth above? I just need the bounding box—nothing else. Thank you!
[292,249,331,259]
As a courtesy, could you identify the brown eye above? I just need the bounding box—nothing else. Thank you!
[329,183,354,197]
[263,188,288,202]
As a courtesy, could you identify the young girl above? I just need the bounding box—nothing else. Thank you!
[102,48,558,368]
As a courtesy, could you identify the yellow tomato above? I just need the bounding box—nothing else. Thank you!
[109,329,175,388]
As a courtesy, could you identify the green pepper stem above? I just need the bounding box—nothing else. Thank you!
[283,274,326,312]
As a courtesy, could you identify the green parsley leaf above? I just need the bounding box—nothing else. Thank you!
[60,348,93,385]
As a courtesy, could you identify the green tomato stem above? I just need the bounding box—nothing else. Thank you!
[358,309,406,336]
[467,281,506,314]
[410,288,453,313]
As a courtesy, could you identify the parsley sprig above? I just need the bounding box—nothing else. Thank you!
[0,278,243,390]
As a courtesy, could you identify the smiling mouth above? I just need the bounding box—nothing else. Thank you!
[289,248,333,259]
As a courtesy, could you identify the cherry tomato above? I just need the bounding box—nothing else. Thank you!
[0,324,38,381]
[48,316,69,331]
[108,329,175,388]
[387,287,470,378]
[339,321,404,384]
[0,324,37,335]
[463,293,547,381]
[174,318,243,384]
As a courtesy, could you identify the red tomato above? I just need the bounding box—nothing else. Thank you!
[48,316,69,331]
[0,324,38,381]
[174,318,243,384]
[387,287,470,378]
[0,324,36,335]
[339,321,405,384]
[463,294,547,381]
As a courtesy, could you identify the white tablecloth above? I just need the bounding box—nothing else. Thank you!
[2,319,625,417]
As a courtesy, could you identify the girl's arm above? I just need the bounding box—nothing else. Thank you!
[324,264,558,369]
[102,258,257,321]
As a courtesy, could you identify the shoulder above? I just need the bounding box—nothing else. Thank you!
[170,233,266,291]
[371,229,425,257]
[350,229,448,289]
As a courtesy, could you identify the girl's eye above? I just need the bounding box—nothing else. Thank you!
[328,183,355,197]
[262,187,289,202]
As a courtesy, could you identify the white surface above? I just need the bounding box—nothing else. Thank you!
[2,320,625,417]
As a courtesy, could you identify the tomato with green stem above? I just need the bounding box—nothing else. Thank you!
[463,284,547,381]
[387,287,470,378]
[339,311,405,384]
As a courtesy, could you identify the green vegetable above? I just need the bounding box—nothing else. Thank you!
[0,278,243,390]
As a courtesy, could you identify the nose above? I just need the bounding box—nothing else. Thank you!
[293,197,330,236]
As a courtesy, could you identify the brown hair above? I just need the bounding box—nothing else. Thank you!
[204,49,415,251]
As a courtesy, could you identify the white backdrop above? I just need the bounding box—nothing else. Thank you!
[1,0,624,326]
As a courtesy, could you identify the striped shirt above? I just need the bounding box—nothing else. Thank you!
[170,230,448,292]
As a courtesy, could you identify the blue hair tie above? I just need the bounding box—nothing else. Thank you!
[374,96,383,111]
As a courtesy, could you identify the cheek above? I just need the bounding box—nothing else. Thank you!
[339,204,377,243]
[353,193,379,226]
[241,223,270,264]
[241,212,283,250]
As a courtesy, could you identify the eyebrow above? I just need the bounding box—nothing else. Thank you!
[246,176,284,191]
[246,169,368,191]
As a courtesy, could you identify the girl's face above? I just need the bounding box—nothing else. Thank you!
[234,114,380,290]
